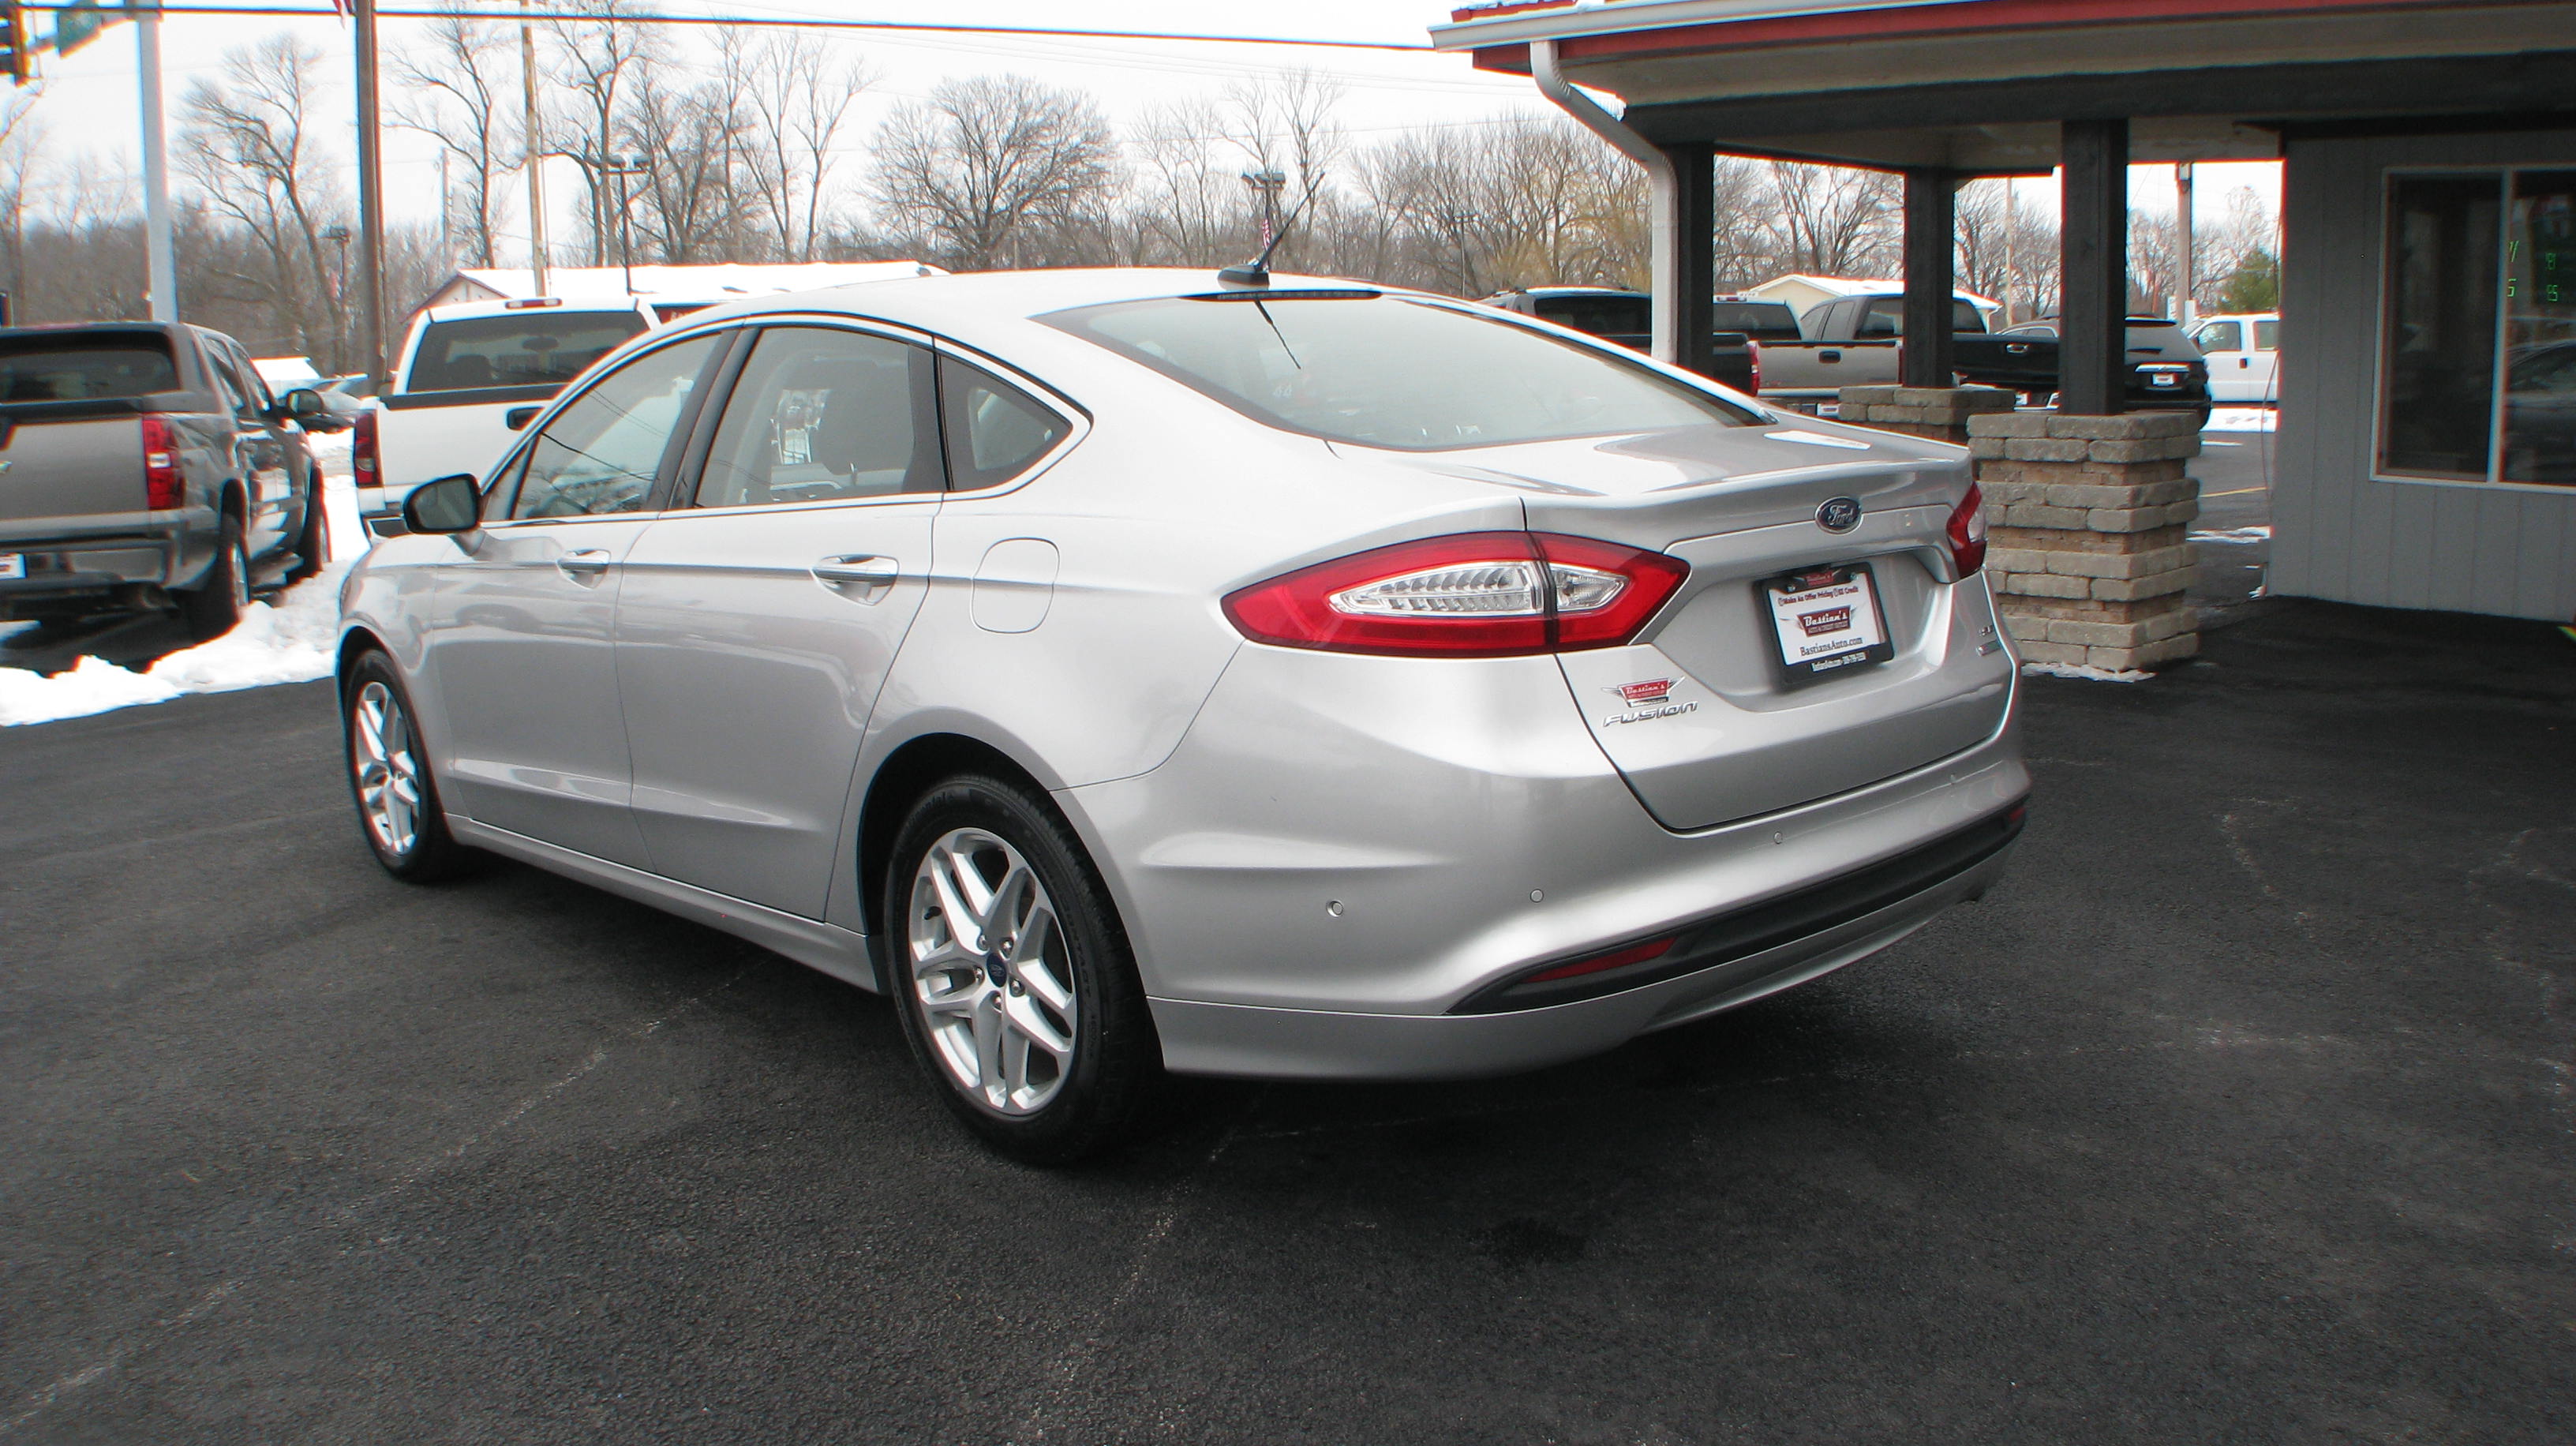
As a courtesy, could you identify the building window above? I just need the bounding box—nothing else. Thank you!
[2378,169,2576,489]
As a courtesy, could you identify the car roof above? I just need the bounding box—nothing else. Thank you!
[417,297,653,324]
[667,268,1425,335]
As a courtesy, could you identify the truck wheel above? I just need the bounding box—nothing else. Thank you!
[179,517,249,641]
[884,773,1162,1164]
[284,468,330,583]
[343,650,477,882]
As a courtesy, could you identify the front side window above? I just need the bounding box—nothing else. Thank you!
[507,333,721,520]
[2194,320,2243,354]
[407,310,649,393]
[1046,293,1758,452]
[695,327,940,508]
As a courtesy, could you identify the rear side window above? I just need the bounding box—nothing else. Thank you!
[1710,302,1802,339]
[2253,319,2279,350]
[406,311,648,392]
[1860,298,1988,335]
[695,327,941,507]
[0,333,179,401]
[938,356,1068,489]
[1046,294,1758,451]
[1530,294,1649,337]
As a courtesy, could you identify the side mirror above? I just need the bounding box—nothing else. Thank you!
[504,405,542,431]
[402,473,482,534]
[283,386,326,419]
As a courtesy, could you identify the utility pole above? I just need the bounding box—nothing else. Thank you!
[519,0,548,296]
[2003,179,2022,325]
[352,0,388,389]
[2175,161,2197,329]
[135,2,178,322]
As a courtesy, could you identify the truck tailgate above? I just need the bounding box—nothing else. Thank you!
[0,411,145,528]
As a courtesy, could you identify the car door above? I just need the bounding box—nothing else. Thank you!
[612,321,947,916]
[2192,319,2252,402]
[2248,317,2281,402]
[204,339,295,559]
[420,329,728,866]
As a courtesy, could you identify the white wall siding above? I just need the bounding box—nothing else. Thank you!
[2272,129,2576,623]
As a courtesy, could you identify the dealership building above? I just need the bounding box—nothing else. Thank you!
[1432,0,2576,629]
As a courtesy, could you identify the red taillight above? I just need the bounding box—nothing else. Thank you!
[140,414,182,510]
[1519,935,1676,985]
[352,408,379,485]
[1946,481,1987,578]
[1222,531,1690,659]
[1745,338,1762,395]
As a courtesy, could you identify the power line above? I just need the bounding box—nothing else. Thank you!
[17,3,1438,50]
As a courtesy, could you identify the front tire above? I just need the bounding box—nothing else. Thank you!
[343,651,477,882]
[884,774,1160,1164]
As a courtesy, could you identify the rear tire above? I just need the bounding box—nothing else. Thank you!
[883,773,1161,1165]
[284,468,330,583]
[179,517,249,641]
[343,650,478,882]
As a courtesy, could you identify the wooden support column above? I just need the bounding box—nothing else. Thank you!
[1660,141,1717,380]
[1900,168,1956,388]
[2058,118,2128,415]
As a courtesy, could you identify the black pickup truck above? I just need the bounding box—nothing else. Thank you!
[1756,292,2211,417]
[0,322,346,641]
[1481,287,1762,395]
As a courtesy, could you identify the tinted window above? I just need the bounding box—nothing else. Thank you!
[0,334,179,401]
[696,328,940,508]
[1531,293,1649,338]
[1861,298,1988,335]
[2379,174,2500,481]
[2194,320,2242,354]
[407,311,648,392]
[1710,302,1803,339]
[507,333,720,519]
[939,356,1069,489]
[1047,294,1758,451]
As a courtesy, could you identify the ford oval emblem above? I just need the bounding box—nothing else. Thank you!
[1816,496,1863,534]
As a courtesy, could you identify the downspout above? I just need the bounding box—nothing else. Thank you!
[1530,39,1677,365]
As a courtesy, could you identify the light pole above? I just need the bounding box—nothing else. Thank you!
[578,152,650,295]
[1241,169,1286,251]
[322,223,352,369]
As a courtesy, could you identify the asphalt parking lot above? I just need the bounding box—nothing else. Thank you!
[5,599,2571,1444]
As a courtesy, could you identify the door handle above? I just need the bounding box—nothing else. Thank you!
[556,549,613,579]
[1819,350,1841,362]
[813,553,900,601]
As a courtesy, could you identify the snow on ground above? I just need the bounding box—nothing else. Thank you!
[2020,661,2153,684]
[0,442,373,727]
[2190,525,2273,544]
[2206,406,2277,432]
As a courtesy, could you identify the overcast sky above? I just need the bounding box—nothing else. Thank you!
[30,1,2279,249]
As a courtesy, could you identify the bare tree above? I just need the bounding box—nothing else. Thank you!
[0,86,43,314]
[1219,69,1342,269]
[389,17,514,268]
[1128,99,1248,267]
[547,0,661,264]
[867,75,1120,271]
[1765,161,1900,277]
[731,30,868,264]
[178,35,348,365]
[623,61,743,264]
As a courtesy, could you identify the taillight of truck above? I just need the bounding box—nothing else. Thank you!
[352,408,379,485]
[140,414,182,510]
[1747,339,1762,394]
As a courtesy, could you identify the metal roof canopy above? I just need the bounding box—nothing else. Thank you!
[1432,0,2576,174]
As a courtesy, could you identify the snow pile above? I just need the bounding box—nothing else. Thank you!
[2021,660,2153,684]
[2205,407,2277,433]
[2190,525,2272,544]
[0,562,354,726]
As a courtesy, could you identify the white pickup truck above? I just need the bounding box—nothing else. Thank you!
[355,296,657,532]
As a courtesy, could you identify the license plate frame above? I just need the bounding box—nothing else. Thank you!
[1761,561,1894,687]
[0,553,22,580]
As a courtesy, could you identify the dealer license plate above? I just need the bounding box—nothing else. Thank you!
[1763,562,1893,685]
[0,554,22,580]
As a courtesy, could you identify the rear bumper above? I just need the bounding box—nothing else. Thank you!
[0,533,182,613]
[1151,827,2012,1080]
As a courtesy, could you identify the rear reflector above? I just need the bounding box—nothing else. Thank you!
[140,414,181,510]
[1947,481,1987,578]
[1518,935,1676,985]
[1223,531,1688,659]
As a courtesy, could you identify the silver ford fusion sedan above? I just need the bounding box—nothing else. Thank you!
[336,268,2027,1161]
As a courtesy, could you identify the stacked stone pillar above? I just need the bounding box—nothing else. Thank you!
[1965,410,2201,672]
[1833,384,2016,444]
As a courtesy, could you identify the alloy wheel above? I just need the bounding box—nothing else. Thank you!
[907,827,1078,1115]
[351,680,423,858]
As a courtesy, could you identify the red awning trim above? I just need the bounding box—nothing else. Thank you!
[1466,0,2532,75]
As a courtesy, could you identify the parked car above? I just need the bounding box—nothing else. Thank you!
[356,295,657,533]
[1,320,344,639]
[1481,287,1762,393]
[338,269,2029,1162]
[2191,312,2279,403]
[1762,293,2211,418]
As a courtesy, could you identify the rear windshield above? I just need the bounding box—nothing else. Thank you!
[1531,293,1648,337]
[0,333,180,401]
[405,311,647,392]
[1046,294,1758,451]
